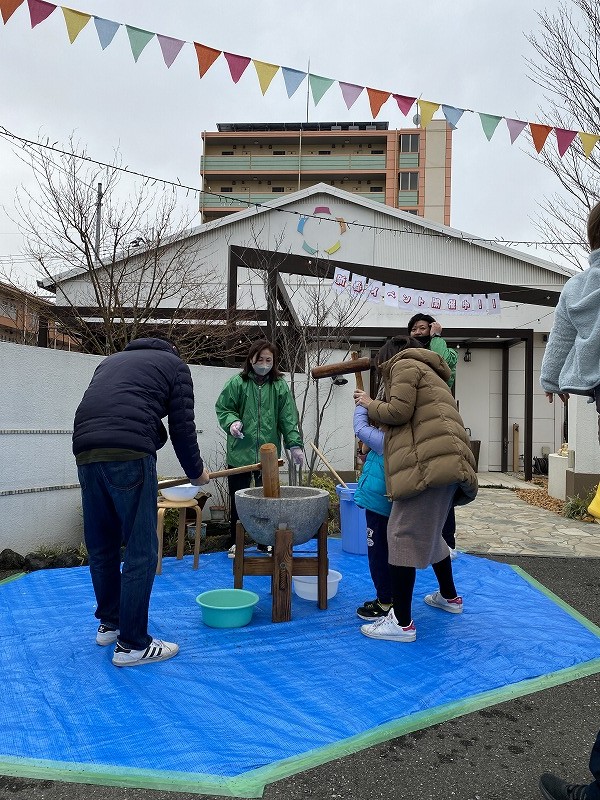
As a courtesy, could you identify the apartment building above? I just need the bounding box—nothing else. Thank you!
[200,120,451,224]
[0,280,76,350]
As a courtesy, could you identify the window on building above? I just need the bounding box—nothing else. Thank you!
[272,187,285,192]
[371,149,384,155]
[0,299,17,317]
[273,150,286,155]
[220,187,233,192]
[318,150,331,155]
[406,209,420,215]
[221,151,234,156]
[400,134,420,153]
[400,172,419,190]
[370,186,383,192]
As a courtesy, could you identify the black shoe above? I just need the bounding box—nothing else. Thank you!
[539,773,590,800]
[356,599,392,620]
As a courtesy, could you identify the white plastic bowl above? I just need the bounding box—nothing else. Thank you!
[293,570,342,601]
[159,483,199,502]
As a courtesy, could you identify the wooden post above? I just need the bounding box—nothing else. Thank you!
[233,521,245,589]
[260,443,281,497]
[317,521,329,610]
[272,525,293,623]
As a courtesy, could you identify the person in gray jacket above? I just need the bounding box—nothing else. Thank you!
[538,202,600,800]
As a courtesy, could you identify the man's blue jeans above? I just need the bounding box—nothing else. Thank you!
[78,456,158,650]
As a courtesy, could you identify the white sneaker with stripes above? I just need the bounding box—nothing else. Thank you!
[112,638,179,667]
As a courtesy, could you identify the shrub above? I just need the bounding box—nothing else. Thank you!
[562,485,598,520]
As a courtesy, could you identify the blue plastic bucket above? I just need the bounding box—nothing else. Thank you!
[335,483,368,555]
[196,589,259,628]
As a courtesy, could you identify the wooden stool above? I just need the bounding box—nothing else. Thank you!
[156,494,209,574]
[233,521,329,622]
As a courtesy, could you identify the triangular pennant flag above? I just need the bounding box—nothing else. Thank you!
[479,113,502,141]
[281,67,306,98]
[366,88,390,118]
[194,43,221,77]
[309,74,335,106]
[27,0,55,28]
[157,34,185,68]
[224,52,250,83]
[442,105,464,130]
[0,0,25,24]
[555,128,578,158]
[339,81,363,110]
[125,25,154,62]
[253,60,279,95]
[393,94,416,116]
[530,123,553,153]
[505,118,527,144]
[93,16,119,49]
[61,7,90,44]
[417,99,439,128]
[579,131,600,159]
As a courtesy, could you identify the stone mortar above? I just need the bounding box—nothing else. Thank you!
[234,486,330,546]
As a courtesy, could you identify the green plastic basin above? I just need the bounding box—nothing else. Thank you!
[196,589,259,629]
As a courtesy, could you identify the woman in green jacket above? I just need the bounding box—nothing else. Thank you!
[215,339,304,555]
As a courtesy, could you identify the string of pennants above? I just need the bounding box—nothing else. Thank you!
[332,267,501,316]
[2,0,598,160]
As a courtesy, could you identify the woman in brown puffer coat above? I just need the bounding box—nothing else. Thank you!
[354,335,477,643]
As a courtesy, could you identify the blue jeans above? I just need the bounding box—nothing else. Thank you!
[78,456,158,650]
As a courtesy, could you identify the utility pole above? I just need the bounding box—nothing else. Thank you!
[94,182,103,263]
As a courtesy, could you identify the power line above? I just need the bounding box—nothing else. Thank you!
[0,124,587,253]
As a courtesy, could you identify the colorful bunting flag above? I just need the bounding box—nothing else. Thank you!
[479,113,502,141]
[27,0,55,28]
[579,132,600,159]
[281,67,306,98]
[367,88,390,118]
[253,60,279,95]
[530,123,553,154]
[224,52,250,83]
[554,128,578,158]
[0,0,24,24]
[157,34,185,68]
[6,0,600,159]
[194,43,221,77]
[339,81,363,110]
[394,94,416,116]
[505,118,527,144]
[125,25,154,63]
[417,100,439,128]
[61,7,90,43]
[442,105,464,130]
[93,16,119,50]
[309,74,334,106]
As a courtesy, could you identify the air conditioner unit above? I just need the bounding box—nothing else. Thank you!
[331,125,341,130]
[349,125,359,131]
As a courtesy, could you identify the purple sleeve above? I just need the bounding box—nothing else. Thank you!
[353,405,384,455]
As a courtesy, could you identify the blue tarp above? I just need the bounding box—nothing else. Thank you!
[1,539,599,797]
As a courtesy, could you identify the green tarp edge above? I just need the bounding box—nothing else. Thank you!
[1,567,599,797]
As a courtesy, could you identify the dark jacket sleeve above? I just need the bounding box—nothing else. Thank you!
[167,362,204,479]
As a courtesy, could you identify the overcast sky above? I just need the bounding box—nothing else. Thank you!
[0,0,572,289]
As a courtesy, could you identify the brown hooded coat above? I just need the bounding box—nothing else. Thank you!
[367,348,478,504]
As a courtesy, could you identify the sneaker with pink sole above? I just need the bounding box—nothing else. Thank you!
[360,609,417,642]
[424,591,463,614]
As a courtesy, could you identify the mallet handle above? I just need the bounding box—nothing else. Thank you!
[351,351,364,391]
[310,442,348,489]
[158,459,284,490]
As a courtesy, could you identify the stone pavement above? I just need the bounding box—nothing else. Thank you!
[457,472,600,558]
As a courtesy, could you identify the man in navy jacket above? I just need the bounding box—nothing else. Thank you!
[73,335,209,667]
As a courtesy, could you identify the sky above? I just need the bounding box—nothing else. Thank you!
[0,0,574,290]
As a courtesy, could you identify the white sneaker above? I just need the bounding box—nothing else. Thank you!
[112,638,179,667]
[360,609,417,642]
[449,548,458,560]
[424,591,463,614]
[96,624,119,646]
[228,545,236,559]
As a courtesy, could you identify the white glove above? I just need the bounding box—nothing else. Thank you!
[229,421,244,439]
[290,447,304,466]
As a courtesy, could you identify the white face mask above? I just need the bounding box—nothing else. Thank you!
[253,364,272,376]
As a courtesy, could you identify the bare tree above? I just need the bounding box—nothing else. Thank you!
[235,222,369,481]
[5,135,243,361]
[527,0,600,268]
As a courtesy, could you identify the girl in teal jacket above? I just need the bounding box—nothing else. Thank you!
[215,340,303,552]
